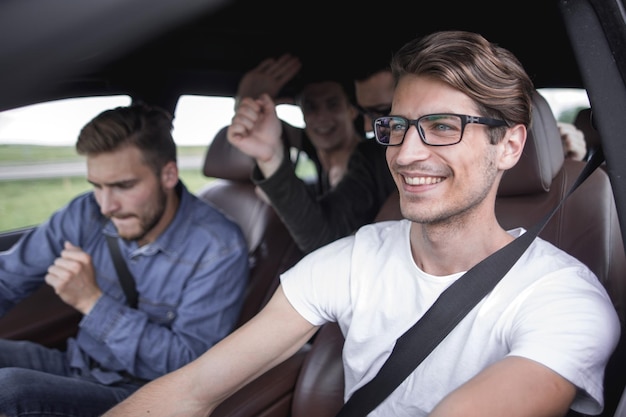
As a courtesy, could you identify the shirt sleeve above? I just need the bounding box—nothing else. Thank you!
[254,139,396,254]
[280,235,355,326]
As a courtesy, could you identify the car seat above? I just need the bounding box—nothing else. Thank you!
[574,107,603,160]
[197,126,305,328]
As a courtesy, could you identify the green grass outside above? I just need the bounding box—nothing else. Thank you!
[0,144,207,164]
[0,144,317,232]
[0,145,210,232]
[0,169,211,232]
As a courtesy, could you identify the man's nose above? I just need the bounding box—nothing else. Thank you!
[98,188,119,216]
[394,125,431,163]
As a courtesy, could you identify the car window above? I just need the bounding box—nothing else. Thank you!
[172,95,313,181]
[0,96,131,232]
[172,95,305,145]
[0,89,588,234]
[537,87,590,123]
[0,94,307,233]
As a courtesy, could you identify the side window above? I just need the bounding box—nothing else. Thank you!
[0,96,131,233]
[172,95,305,146]
[537,88,590,123]
[172,95,314,185]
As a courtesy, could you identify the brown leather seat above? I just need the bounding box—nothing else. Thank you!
[212,92,626,417]
[198,126,305,328]
[574,107,603,160]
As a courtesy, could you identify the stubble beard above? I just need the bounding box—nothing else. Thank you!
[116,186,167,242]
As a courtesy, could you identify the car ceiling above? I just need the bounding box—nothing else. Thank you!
[0,0,581,113]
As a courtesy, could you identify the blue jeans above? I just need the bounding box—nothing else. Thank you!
[0,339,142,417]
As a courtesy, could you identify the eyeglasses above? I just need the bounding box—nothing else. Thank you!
[373,114,508,147]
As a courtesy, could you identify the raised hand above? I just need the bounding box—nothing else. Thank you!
[228,94,285,178]
[235,54,302,108]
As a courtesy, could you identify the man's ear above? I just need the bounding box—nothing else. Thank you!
[499,124,527,170]
[161,161,179,188]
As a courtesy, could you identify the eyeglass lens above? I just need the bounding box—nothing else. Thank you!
[374,115,464,146]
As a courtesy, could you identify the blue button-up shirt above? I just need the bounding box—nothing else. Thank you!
[0,181,249,384]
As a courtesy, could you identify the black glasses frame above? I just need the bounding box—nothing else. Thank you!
[373,113,508,147]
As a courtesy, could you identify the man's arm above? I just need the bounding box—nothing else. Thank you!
[228,89,397,254]
[429,356,576,417]
[255,139,397,253]
[102,286,318,417]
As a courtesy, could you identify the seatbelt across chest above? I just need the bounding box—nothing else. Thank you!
[105,234,139,309]
[336,148,605,417]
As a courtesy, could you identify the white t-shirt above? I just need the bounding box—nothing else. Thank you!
[280,219,620,416]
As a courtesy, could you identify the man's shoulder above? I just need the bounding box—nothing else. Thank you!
[509,233,603,292]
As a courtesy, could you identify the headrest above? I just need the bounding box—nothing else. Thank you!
[203,126,255,181]
[574,107,602,153]
[498,91,565,196]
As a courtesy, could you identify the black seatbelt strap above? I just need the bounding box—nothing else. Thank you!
[336,149,605,417]
[105,234,139,309]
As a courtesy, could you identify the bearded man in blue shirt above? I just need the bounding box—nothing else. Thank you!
[0,103,249,417]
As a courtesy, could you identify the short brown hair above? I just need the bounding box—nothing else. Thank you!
[76,103,176,175]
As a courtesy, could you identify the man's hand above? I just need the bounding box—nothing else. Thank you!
[235,54,302,108]
[228,94,285,178]
[45,241,102,315]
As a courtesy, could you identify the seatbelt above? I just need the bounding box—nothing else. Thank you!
[105,234,139,309]
[336,149,605,417]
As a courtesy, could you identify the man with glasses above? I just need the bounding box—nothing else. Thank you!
[103,30,618,417]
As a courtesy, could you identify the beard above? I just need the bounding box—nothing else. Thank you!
[400,153,499,227]
[115,186,167,242]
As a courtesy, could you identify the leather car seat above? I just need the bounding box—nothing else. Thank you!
[197,126,305,328]
[574,107,603,161]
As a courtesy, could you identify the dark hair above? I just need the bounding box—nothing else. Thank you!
[76,103,176,175]
[391,30,534,144]
[353,52,394,83]
[292,64,357,106]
